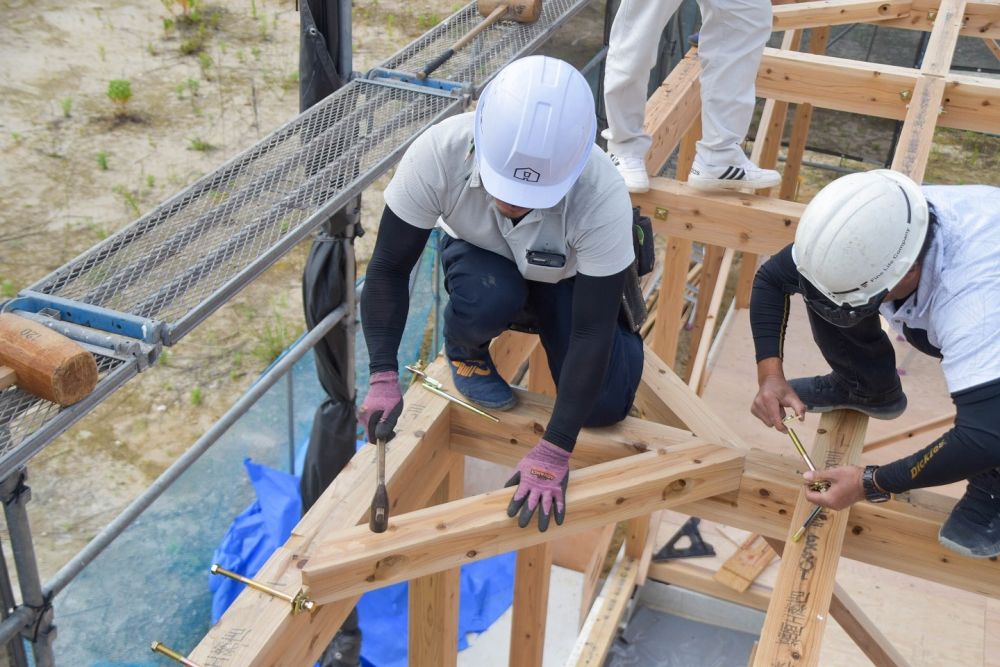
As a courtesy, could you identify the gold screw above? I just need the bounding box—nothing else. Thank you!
[210,564,316,614]
[151,641,202,667]
[900,89,912,101]
[654,207,668,221]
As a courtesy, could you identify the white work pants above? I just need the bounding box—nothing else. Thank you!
[604,0,772,166]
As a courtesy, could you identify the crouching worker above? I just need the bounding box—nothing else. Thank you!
[749,169,1000,558]
[356,56,644,532]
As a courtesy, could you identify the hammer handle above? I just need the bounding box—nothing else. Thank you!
[369,438,389,533]
[418,5,507,80]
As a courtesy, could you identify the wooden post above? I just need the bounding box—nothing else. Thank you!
[863,413,953,452]
[688,247,735,394]
[566,552,639,667]
[509,542,554,667]
[409,457,464,667]
[753,410,868,667]
[682,243,726,384]
[714,534,778,593]
[527,343,557,397]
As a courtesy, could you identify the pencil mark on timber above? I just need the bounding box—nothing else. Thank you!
[203,627,252,666]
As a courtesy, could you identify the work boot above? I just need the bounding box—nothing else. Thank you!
[448,355,517,411]
[687,154,781,191]
[939,469,1000,558]
[788,373,907,419]
[608,152,650,193]
[317,609,362,666]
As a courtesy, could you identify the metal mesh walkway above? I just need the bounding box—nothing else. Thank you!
[0,0,591,479]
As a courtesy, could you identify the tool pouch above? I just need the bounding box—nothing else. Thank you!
[620,208,652,333]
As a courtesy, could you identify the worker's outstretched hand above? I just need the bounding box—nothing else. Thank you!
[751,374,807,434]
[505,439,570,532]
[803,466,864,510]
[358,370,403,443]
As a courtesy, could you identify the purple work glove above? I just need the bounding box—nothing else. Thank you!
[357,370,403,444]
[505,438,571,532]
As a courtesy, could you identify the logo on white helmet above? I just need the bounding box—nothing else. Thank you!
[513,167,540,183]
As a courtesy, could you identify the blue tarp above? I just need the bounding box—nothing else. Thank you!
[211,458,515,666]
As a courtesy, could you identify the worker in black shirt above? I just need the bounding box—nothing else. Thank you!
[749,169,1000,558]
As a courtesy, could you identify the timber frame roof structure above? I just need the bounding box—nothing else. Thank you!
[191,0,1000,664]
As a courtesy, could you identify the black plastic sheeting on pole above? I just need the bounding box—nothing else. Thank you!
[298,2,363,662]
[298,0,358,514]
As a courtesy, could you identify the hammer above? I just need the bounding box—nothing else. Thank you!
[0,313,99,406]
[417,0,543,80]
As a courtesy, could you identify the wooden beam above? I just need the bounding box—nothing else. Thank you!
[764,537,911,667]
[566,552,640,667]
[448,387,1000,599]
[190,360,456,666]
[863,413,953,452]
[509,542,553,667]
[644,49,702,174]
[490,330,537,382]
[409,459,463,667]
[527,343,557,397]
[300,444,744,604]
[633,178,803,256]
[650,557,773,610]
[772,0,912,30]
[688,247,735,395]
[756,49,1000,134]
[754,410,868,667]
[892,0,967,181]
[714,534,778,593]
[635,343,748,449]
[985,37,1000,60]
[683,244,726,384]
[574,524,617,626]
[880,0,1000,38]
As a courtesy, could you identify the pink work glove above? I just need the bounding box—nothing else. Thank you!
[357,370,403,443]
[506,438,571,532]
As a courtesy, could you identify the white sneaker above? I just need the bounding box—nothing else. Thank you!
[687,156,781,191]
[608,152,650,193]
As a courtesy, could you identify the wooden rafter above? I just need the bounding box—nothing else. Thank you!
[880,0,1000,37]
[772,0,912,30]
[299,443,744,604]
[753,411,868,666]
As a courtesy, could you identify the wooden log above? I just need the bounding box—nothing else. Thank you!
[714,534,778,593]
[300,444,745,605]
[0,312,99,405]
[772,0,912,30]
[634,178,803,256]
[408,460,463,667]
[190,360,455,666]
[509,542,553,667]
[753,410,868,667]
[566,552,639,667]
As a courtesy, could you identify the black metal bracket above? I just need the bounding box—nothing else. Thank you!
[652,517,715,561]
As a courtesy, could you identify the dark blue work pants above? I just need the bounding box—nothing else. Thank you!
[439,236,643,427]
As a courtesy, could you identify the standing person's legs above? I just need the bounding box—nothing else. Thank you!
[694,0,771,166]
[603,0,683,192]
[526,279,644,426]
[439,235,527,409]
[791,309,907,418]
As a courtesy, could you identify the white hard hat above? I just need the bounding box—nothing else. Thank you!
[474,55,596,209]
[793,169,928,308]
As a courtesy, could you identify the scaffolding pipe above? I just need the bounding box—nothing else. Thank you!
[0,292,343,645]
[0,537,29,666]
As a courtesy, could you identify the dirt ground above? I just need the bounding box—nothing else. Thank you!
[0,0,456,581]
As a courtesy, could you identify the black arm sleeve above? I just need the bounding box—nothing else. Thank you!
[360,205,432,374]
[749,244,802,362]
[543,269,628,451]
[876,378,1000,493]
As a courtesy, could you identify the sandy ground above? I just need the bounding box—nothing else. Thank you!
[0,0,452,581]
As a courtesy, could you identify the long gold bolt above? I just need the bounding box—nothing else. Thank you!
[791,505,825,542]
[210,564,316,614]
[782,416,831,492]
[150,641,202,667]
[405,364,500,422]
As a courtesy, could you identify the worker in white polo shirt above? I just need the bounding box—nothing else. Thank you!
[749,169,1000,558]
[603,0,779,192]
[357,56,645,532]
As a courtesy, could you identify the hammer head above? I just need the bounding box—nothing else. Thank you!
[477,0,542,23]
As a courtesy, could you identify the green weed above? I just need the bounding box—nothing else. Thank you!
[1,279,16,298]
[190,386,203,406]
[113,185,140,216]
[157,349,171,366]
[253,316,294,365]
[107,79,132,116]
[96,150,109,171]
[146,174,156,189]
[198,51,213,78]
[189,137,214,152]
[60,97,72,118]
